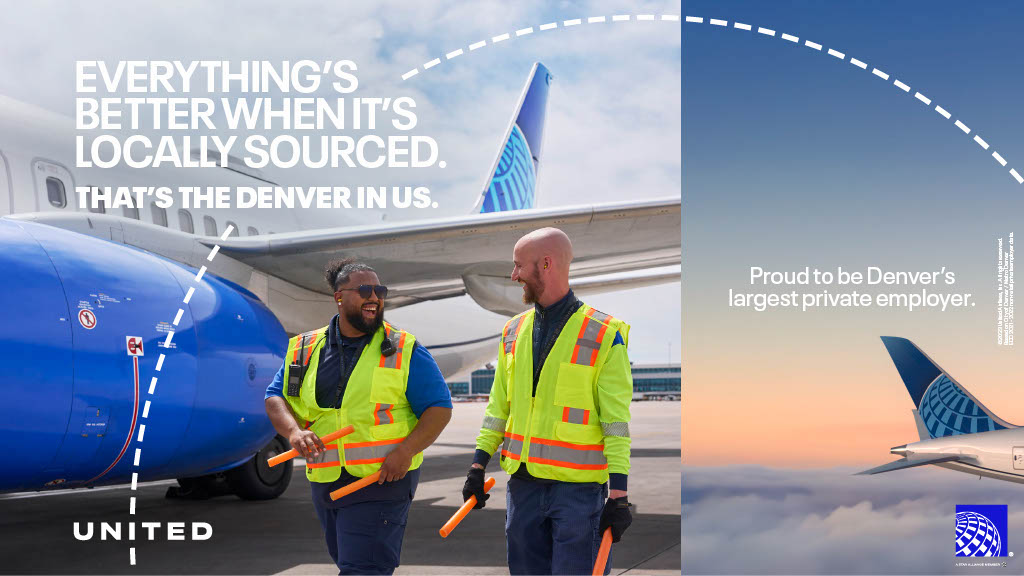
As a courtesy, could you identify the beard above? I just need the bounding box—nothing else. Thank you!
[345,305,385,335]
[521,278,544,304]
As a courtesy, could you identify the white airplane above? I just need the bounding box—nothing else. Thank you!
[860,336,1024,484]
[0,62,680,497]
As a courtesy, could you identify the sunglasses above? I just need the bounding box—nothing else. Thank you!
[338,284,389,299]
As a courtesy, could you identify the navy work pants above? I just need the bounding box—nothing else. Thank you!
[311,469,419,575]
[505,477,609,575]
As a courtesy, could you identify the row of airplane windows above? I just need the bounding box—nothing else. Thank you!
[44,176,273,237]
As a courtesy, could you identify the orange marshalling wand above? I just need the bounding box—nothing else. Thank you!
[591,528,612,575]
[438,476,496,538]
[330,471,381,501]
[267,425,355,468]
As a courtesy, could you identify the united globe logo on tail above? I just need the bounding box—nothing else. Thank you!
[955,505,1007,557]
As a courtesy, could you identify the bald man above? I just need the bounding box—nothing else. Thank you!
[463,227,635,575]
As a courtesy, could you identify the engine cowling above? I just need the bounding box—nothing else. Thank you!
[0,218,286,492]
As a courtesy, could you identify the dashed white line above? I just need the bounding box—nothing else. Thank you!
[516,27,533,36]
[195,266,207,281]
[446,48,463,59]
[805,40,822,50]
[219,226,233,241]
[469,40,487,50]
[781,33,799,42]
[850,58,867,69]
[163,330,174,347]
[872,68,889,80]
[994,152,1008,166]
[613,15,630,22]
[974,135,990,150]
[424,58,441,69]
[587,16,605,24]
[828,48,845,59]
[1012,169,1023,184]
[206,246,220,261]
[130,548,135,566]
[142,400,151,419]
[148,377,157,395]
[955,120,971,134]
[539,22,557,30]
[935,105,952,119]
[172,309,184,326]
[401,69,418,81]
[130,496,136,515]
[131,473,138,490]
[564,18,581,26]
[734,22,751,31]
[661,15,679,22]
[637,14,655,21]
[492,33,510,43]
[893,79,910,92]
[758,27,775,36]
[137,424,146,443]
[133,449,141,467]
[155,354,165,372]
[915,92,932,105]
[686,16,704,23]
[710,18,727,27]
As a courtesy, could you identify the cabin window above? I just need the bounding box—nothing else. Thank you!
[178,209,194,234]
[46,177,66,208]
[203,215,217,236]
[123,206,140,220]
[247,226,259,236]
[225,220,240,237]
[151,205,168,227]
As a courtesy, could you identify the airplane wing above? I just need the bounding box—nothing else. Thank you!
[856,454,968,475]
[206,197,680,314]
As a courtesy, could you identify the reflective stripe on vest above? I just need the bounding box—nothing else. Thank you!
[374,403,394,425]
[482,415,506,432]
[562,407,590,425]
[306,443,341,469]
[380,326,408,369]
[528,437,608,470]
[343,437,405,465]
[501,432,524,461]
[502,315,525,355]
[570,311,610,366]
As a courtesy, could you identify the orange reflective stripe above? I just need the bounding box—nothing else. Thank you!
[344,438,404,449]
[306,461,341,469]
[395,332,407,370]
[527,456,607,471]
[527,436,608,470]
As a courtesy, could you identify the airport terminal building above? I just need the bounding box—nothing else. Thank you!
[449,363,681,400]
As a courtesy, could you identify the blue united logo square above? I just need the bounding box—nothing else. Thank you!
[955,504,1008,557]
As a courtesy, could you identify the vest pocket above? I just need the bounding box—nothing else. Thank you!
[370,367,406,404]
[554,362,596,410]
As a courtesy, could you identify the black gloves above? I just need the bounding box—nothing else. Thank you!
[599,496,632,543]
[462,467,490,509]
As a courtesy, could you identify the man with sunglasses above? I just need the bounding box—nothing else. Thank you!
[264,258,453,575]
[462,227,634,575]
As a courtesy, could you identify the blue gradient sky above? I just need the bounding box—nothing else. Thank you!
[683,0,1024,465]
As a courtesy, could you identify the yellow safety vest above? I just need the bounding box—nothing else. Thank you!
[282,321,423,482]
[476,303,633,483]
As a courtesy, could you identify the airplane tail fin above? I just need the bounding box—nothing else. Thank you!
[474,62,551,214]
[880,336,1014,438]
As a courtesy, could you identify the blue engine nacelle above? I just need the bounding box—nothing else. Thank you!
[0,218,286,492]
